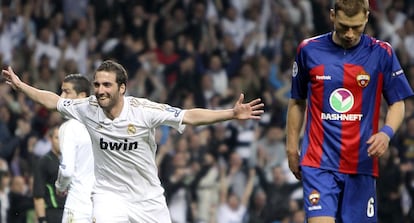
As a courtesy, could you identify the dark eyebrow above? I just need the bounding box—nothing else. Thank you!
[93,81,113,87]
[338,22,364,29]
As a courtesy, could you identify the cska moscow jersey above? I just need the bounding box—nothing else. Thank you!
[291,32,414,177]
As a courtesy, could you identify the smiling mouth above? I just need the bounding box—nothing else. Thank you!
[97,95,109,101]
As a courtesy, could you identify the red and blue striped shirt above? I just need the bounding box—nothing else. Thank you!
[291,32,413,177]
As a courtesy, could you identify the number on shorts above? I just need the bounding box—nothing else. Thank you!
[366,197,375,217]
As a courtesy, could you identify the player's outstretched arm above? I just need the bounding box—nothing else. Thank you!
[2,66,60,110]
[182,93,264,126]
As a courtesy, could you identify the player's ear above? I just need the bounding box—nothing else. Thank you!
[329,9,335,22]
[120,83,126,95]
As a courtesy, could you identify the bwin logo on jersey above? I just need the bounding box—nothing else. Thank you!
[99,138,138,151]
[329,88,354,113]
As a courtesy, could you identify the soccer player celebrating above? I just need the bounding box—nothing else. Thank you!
[286,0,414,223]
[2,60,264,222]
[55,74,94,223]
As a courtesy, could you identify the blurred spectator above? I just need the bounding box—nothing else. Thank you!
[0,0,412,221]
[163,144,193,223]
[404,161,414,223]
[48,12,66,48]
[253,125,287,181]
[225,152,248,200]
[289,209,306,223]
[377,146,404,223]
[209,123,232,163]
[396,115,414,163]
[0,158,10,223]
[280,0,314,35]
[216,167,255,223]
[187,129,210,173]
[403,18,414,65]
[62,0,88,27]
[245,188,267,223]
[9,117,34,178]
[7,175,34,223]
[238,62,262,103]
[255,165,302,223]
[33,57,58,92]
[62,27,88,74]
[0,1,26,65]
[168,55,204,107]
[227,119,258,162]
[32,26,62,70]
[31,130,51,158]
[190,150,220,223]
[310,0,332,35]
[88,18,117,64]
[220,6,255,49]
[205,55,229,98]
[127,66,166,103]
[0,105,21,162]
[186,1,212,51]
[376,1,407,47]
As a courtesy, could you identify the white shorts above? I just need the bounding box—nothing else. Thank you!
[92,193,171,223]
[62,207,93,223]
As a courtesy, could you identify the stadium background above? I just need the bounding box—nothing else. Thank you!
[0,0,414,222]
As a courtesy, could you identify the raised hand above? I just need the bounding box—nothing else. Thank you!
[233,93,264,120]
[2,66,22,90]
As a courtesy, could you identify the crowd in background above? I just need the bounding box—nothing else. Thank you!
[0,0,414,222]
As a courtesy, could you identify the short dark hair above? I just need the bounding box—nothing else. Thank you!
[334,0,369,17]
[63,74,91,96]
[95,60,128,87]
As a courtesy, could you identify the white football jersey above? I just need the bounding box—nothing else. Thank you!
[56,119,94,212]
[57,96,186,201]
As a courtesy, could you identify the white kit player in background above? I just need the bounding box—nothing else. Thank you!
[54,74,94,223]
[2,60,264,223]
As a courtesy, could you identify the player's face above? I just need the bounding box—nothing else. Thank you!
[93,71,124,111]
[60,82,81,99]
[331,9,368,49]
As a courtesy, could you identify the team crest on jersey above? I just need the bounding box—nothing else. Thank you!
[309,190,320,205]
[127,124,136,135]
[329,88,354,113]
[356,71,370,87]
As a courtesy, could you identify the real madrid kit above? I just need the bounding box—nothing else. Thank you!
[57,96,186,222]
[56,119,94,222]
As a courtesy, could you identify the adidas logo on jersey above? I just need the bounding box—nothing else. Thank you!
[99,138,138,151]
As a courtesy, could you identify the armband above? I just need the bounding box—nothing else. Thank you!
[380,125,394,139]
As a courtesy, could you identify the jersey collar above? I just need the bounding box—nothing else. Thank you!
[98,96,129,124]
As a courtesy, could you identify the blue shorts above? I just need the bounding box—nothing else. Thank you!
[302,166,377,223]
